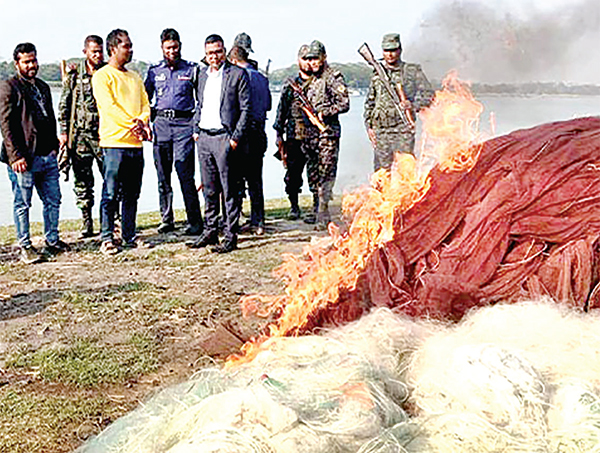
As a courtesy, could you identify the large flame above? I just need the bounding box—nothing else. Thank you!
[227,72,485,368]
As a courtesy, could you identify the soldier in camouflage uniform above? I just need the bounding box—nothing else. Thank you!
[273,44,312,220]
[58,35,105,237]
[303,40,350,228]
[363,33,434,171]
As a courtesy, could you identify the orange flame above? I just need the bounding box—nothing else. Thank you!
[226,72,485,368]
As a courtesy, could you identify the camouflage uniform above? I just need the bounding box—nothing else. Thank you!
[303,60,349,223]
[58,60,104,211]
[364,35,434,171]
[273,75,311,200]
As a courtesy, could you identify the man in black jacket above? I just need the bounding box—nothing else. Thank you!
[188,34,250,253]
[0,43,68,264]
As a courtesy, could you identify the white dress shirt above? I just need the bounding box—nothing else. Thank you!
[199,66,224,130]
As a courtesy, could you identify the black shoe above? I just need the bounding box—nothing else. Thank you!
[80,209,94,238]
[211,240,237,254]
[287,207,301,220]
[187,233,219,248]
[239,220,253,233]
[315,221,329,232]
[44,239,71,256]
[21,246,44,264]
[303,213,317,224]
[183,224,203,235]
[157,223,175,234]
[80,229,95,239]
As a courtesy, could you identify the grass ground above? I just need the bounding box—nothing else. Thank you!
[0,196,332,452]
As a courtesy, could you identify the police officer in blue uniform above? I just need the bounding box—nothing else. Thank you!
[145,28,203,235]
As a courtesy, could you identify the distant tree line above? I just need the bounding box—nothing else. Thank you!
[470,82,600,96]
[2,59,600,96]
[0,60,150,83]
[269,62,374,89]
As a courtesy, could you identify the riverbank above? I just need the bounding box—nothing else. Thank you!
[0,197,333,453]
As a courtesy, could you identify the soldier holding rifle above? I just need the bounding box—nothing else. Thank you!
[362,33,434,171]
[273,44,316,220]
[58,35,105,237]
[303,40,349,228]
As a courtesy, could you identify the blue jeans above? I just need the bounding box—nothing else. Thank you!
[100,148,144,243]
[7,153,61,248]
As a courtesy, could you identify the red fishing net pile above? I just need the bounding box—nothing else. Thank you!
[358,116,600,320]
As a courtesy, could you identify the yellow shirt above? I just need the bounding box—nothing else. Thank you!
[91,65,150,148]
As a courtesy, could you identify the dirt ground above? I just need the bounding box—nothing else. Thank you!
[0,201,331,452]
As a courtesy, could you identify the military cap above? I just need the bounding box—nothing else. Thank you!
[233,32,253,53]
[298,44,310,58]
[305,40,326,58]
[382,33,402,51]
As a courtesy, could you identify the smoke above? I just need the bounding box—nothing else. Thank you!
[408,0,600,84]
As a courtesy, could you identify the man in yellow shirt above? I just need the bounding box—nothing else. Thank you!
[92,29,150,255]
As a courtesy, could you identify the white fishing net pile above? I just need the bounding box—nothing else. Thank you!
[78,300,600,453]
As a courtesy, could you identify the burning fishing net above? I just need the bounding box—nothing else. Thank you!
[79,301,600,453]
[239,74,600,364]
[79,74,600,451]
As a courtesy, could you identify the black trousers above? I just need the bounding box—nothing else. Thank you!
[197,131,242,243]
[240,124,267,226]
[283,139,307,196]
[153,117,202,227]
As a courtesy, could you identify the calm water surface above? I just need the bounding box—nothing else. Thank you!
[0,91,598,226]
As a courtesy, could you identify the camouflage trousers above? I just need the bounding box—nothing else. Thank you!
[373,127,415,171]
[72,134,103,210]
[303,134,340,204]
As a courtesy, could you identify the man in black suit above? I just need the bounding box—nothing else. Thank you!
[188,34,250,253]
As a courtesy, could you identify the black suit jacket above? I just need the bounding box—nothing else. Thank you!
[0,75,58,165]
[193,61,250,143]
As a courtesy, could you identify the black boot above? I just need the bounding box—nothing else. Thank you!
[303,193,319,224]
[80,208,94,238]
[287,193,301,220]
[316,196,330,231]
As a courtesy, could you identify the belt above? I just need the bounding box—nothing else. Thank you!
[155,109,194,119]
[199,128,228,136]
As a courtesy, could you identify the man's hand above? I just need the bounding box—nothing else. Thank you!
[59,133,68,149]
[276,136,287,168]
[131,119,152,141]
[130,119,144,138]
[11,158,27,173]
[367,128,377,147]
[229,139,238,150]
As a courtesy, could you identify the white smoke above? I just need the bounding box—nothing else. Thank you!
[407,0,600,84]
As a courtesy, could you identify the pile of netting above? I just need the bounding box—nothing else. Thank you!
[79,300,600,453]
[362,116,600,320]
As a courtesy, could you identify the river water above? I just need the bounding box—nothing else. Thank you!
[0,91,598,226]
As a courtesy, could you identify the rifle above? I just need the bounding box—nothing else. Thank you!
[287,78,327,133]
[357,43,415,132]
[265,59,271,79]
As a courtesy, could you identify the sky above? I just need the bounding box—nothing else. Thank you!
[0,0,598,84]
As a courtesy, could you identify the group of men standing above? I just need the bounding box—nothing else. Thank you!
[0,29,434,262]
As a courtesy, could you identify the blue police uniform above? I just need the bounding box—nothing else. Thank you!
[241,67,271,229]
[145,59,202,233]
